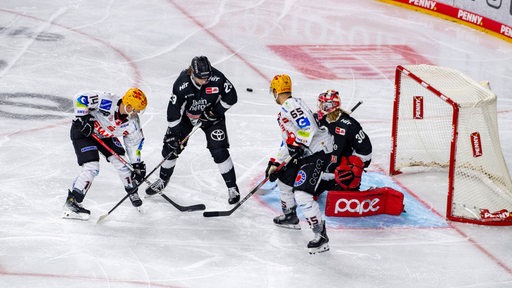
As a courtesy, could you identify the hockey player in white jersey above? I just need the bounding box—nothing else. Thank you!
[264,74,334,254]
[63,88,148,220]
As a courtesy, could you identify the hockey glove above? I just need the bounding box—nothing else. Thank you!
[334,156,364,190]
[75,114,95,137]
[132,161,146,183]
[199,108,222,129]
[163,133,182,156]
[265,159,281,182]
[286,143,304,158]
[285,132,305,158]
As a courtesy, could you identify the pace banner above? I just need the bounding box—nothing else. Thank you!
[325,187,405,217]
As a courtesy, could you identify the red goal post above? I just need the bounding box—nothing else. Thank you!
[390,64,512,225]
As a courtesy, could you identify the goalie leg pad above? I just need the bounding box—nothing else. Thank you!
[325,187,405,217]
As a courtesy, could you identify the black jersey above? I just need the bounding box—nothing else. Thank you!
[166,67,237,134]
[319,113,372,170]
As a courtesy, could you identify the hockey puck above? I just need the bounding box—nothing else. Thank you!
[246,88,253,92]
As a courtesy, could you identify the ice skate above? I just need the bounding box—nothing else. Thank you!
[307,220,329,254]
[128,191,143,207]
[228,186,240,204]
[273,207,301,230]
[145,178,169,196]
[62,190,90,221]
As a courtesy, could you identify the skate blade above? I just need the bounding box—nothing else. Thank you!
[274,223,301,230]
[308,244,330,255]
[62,210,90,221]
[144,191,161,199]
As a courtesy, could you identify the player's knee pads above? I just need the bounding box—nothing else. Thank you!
[108,155,131,178]
[160,159,177,181]
[161,158,177,170]
[279,188,296,212]
[74,161,99,192]
[82,161,100,177]
[295,190,322,225]
[210,148,230,164]
[216,157,234,174]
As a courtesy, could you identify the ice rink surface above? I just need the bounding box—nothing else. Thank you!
[1,1,512,287]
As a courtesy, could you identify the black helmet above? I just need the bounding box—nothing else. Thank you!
[191,56,212,79]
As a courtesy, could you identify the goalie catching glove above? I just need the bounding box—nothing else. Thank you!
[334,155,364,190]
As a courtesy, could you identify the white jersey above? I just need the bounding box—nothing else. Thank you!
[274,97,333,162]
[73,90,144,163]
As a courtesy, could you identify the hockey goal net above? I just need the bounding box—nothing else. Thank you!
[390,64,512,225]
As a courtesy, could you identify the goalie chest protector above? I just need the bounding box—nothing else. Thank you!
[325,187,404,217]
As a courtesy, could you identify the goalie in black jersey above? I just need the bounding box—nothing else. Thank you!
[146,56,240,204]
[316,89,372,191]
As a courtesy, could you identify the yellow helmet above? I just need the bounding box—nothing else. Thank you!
[270,74,292,95]
[122,88,147,111]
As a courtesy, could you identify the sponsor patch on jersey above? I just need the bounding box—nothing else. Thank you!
[210,129,226,141]
[294,170,307,186]
[295,116,310,128]
[335,127,346,135]
[179,81,189,91]
[99,99,112,111]
[297,130,310,141]
[81,145,98,153]
[113,137,123,148]
[205,87,219,94]
[77,95,88,107]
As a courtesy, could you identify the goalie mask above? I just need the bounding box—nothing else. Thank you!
[317,89,341,120]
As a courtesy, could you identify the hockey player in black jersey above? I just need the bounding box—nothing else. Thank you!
[146,56,240,204]
[316,89,372,191]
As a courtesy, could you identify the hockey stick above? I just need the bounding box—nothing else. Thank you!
[95,124,204,223]
[203,155,294,217]
[202,101,363,218]
[347,101,363,115]
[143,124,205,211]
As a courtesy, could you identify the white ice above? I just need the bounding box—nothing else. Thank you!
[1,1,512,287]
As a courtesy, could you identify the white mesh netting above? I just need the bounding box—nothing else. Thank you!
[392,64,512,225]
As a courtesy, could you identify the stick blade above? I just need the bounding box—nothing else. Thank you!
[96,214,108,224]
[203,210,233,217]
[186,204,206,212]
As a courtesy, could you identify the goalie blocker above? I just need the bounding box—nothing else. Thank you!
[325,187,404,217]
